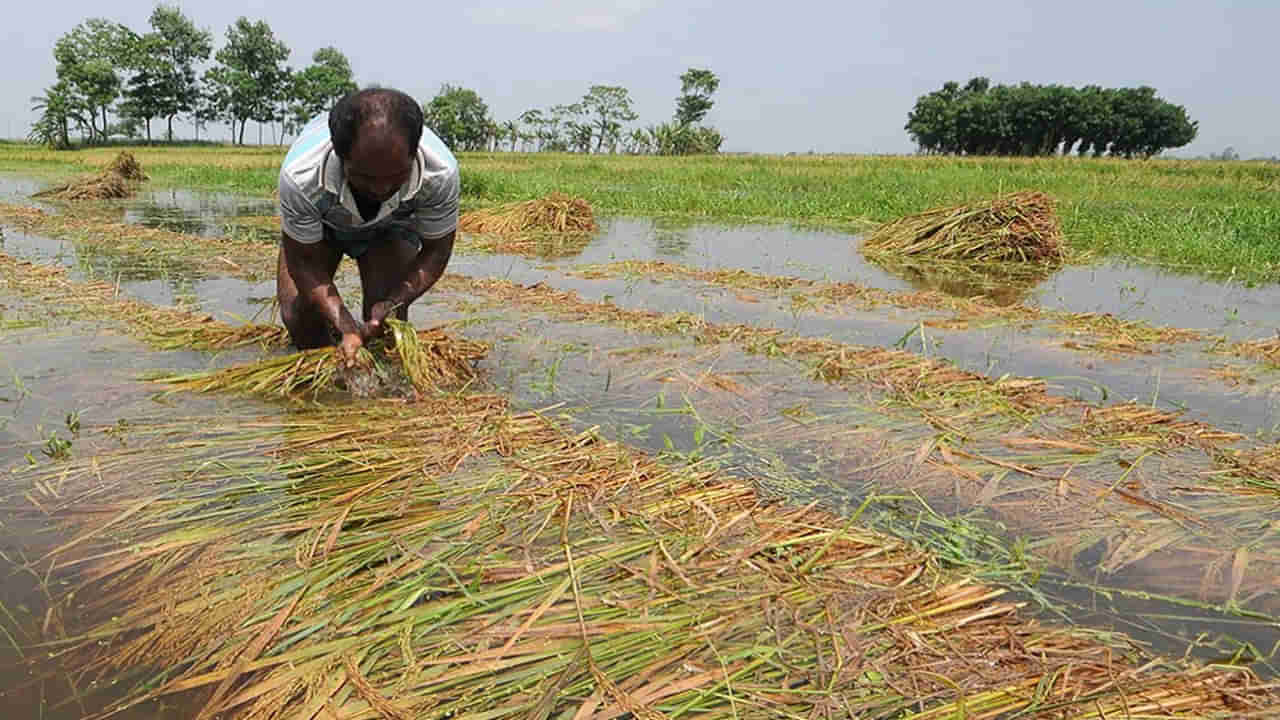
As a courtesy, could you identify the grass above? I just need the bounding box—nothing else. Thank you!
[3,143,1279,282]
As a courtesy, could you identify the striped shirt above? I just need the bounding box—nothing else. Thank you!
[278,113,460,245]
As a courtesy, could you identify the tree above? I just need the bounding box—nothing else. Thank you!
[29,82,85,149]
[140,5,213,141]
[905,79,1197,158]
[518,109,547,151]
[287,47,357,133]
[191,85,222,142]
[500,120,519,152]
[422,85,492,151]
[204,18,291,145]
[579,85,637,153]
[675,68,719,126]
[52,19,138,142]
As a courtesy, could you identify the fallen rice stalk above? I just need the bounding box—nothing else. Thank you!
[5,393,1274,719]
[156,320,487,399]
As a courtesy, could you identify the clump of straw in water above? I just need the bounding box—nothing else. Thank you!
[157,321,487,399]
[864,190,1065,264]
[33,151,148,201]
[459,192,597,235]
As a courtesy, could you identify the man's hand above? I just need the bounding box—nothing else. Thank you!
[364,300,396,341]
[339,332,364,368]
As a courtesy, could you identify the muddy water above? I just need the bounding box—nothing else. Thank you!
[450,253,1280,437]
[529,215,1280,340]
[443,310,1280,669]
[6,173,1277,337]
[2,257,1279,695]
[120,187,276,237]
[0,304,281,719]
[4,178,1280,685]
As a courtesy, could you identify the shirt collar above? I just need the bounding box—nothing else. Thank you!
[321,147,424,224]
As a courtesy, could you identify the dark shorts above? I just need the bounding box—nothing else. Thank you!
[323,222,422,259]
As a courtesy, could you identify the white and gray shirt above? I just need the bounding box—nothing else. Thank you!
[278,113,460,244]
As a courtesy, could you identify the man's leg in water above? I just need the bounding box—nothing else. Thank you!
[355,228,422,326]
[276,240,344,349]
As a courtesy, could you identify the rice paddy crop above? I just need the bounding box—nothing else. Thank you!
[5,204,1280,715]
[5,144,1280,281]
[0,250,282,352]
[224,212,595,259]
[863,190,1065,264]
[9,237,1280,630]
[157,320,487,400]
[6,387,1275,719]
[567,259,1208,353]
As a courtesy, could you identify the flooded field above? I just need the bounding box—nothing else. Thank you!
[3,172,1280,717]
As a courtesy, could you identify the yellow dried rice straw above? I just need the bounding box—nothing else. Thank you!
[156,321,487,399]
[459,192,598,235]
[32,150,149,201]
[864,190,1065,264]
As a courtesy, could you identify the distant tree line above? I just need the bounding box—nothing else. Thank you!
[31,8,356,148]
[905,78,1198,158]
[29,8,725,156]
[424,68,724,156]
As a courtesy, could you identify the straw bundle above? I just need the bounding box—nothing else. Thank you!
[157,321,487,399]
[459,192,598,235]
[32,151,148,200]
[104,150,148,181]
[863,190,1065,264]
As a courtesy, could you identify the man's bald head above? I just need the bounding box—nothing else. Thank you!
[329,88,424,161]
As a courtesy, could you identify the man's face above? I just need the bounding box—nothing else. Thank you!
[343,130,413,206]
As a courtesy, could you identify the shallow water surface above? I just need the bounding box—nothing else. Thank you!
[3,177,1280,685]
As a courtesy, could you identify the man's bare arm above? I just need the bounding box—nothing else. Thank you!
[281,232,363,338]
[392,230,455,307]
[367,230,455,334]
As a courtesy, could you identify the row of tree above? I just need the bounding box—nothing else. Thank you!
[905,78,1198,157]
[425,69,723,155]
[32,8,358,148]
[30,7,727,155]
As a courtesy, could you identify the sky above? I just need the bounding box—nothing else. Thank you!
[2,0,1276,157]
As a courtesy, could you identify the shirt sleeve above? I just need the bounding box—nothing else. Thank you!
[278,172,324,244]
[411,165,460,240]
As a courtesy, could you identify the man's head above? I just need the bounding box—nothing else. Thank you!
[329,88,424,206]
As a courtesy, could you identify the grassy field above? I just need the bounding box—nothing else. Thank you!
[2,142,1278,283]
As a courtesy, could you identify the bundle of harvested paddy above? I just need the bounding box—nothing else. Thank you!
[864,190,1065,264]
[104,149,148,181]
[32,150,148,201]
[157,320,487,399]
[459,192,598,235]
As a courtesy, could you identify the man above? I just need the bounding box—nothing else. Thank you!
[276,87,458,366]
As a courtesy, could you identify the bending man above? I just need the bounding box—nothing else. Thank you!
[276,87,458,365]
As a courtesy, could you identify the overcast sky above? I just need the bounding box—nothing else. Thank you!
[2,1,1276,157]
